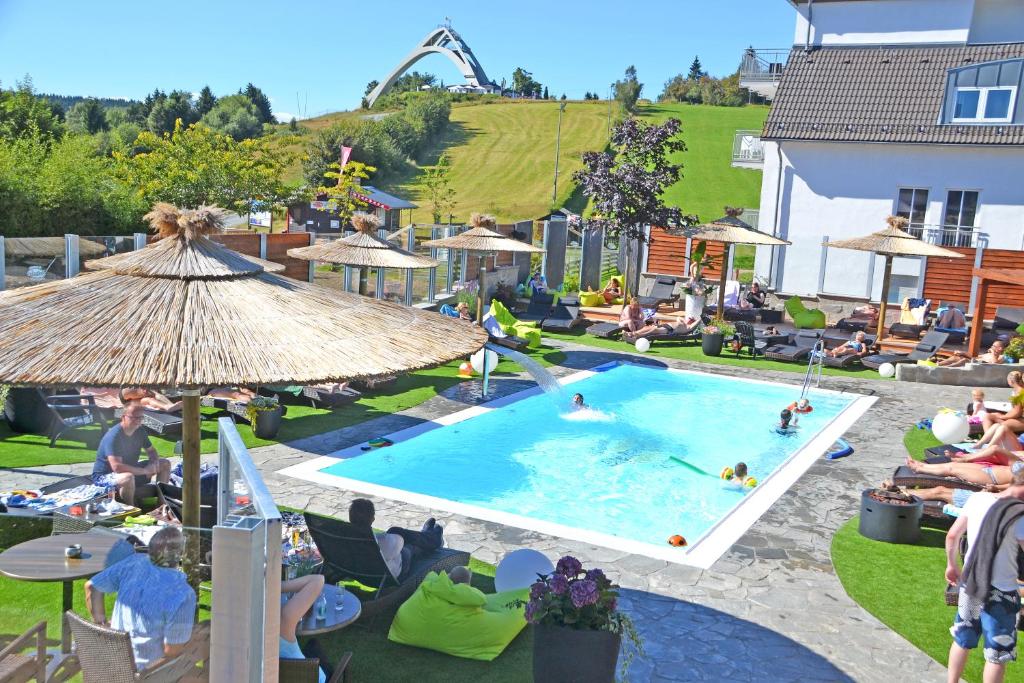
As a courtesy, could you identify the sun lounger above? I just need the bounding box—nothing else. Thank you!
[541,301,581,332]
[762,329,823,362]
[994,306,1024,331]
[891,465,984,492]
[625,319,704,347]
[301,385,362,409]
[483,313,529,350]
[518,293,555,322]
[585,321,624,339]
[636,276,679,309]
[835,317,872,333]
[924,445,966,460]
[860,330,950,370]
[819,335,876,368]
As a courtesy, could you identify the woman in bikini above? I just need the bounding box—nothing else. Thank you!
[904,455,1023,487]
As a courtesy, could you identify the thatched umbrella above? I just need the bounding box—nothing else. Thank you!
[0,203,488,542]
[676,207,790,314]
[5,236,106,259]
[423,213,544,323]
[287,212,438,296]
[823,216,965,337]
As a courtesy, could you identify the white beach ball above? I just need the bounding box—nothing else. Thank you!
[878,363,896,378]
[494,549,555,592]
[635,338,651,353]
[932,411,970,445]
[470,348,499,374]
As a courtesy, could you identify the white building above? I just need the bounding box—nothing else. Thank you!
[748,0,1024,307]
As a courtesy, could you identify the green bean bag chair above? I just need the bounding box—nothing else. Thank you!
[784,296,827,329]
[388,571,529,661]
[602,273,625,306]
[489,300,541,348]
[579,290,605,307]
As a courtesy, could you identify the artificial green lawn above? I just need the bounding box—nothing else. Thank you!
[904,426,943,461]
[0,348,566,469]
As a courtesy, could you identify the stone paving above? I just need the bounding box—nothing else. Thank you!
[4,340,1010,682]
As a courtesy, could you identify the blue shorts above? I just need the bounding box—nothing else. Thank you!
[91,473,119,489]
[951,489,972,508]
[951,586,1020,663]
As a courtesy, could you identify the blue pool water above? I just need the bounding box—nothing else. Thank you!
[320,364,855,550]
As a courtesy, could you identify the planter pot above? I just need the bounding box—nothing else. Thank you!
[858,488,922,544]
[684,294,705,319]
[702,332,724,356]
[533,623,621,683]
[253,406,283,439]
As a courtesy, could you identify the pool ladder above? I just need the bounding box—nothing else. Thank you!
[800,339,826,399]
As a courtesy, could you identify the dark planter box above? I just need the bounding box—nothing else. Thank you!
[253,406,283,439]
[858,488,922,544]
[759,308,783,324]
[702,332,724,356]
[533,623,621,683]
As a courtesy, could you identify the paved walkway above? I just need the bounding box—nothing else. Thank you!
[4,341,1003,681]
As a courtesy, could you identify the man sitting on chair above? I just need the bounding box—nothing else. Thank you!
[91,401,171,503]
[349,498,444,580]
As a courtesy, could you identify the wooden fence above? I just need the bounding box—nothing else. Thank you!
[924,247,1024,319]
[645,227,726,279]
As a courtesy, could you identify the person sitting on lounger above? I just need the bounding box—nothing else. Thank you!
[121,387,182,413]
[529,272,546,295]
[602,278,622,304]
[904,455,1024,487]
[981,371,1024,435]
[937,340,1006,368]
[742,282,766,309]
[349,498,443,580]
[619,298,645,333]
[937,306,967,330]
[826,332,868,358]
[623,316,700,342]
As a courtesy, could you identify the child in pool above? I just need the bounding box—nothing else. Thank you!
[571,393,588,410]
[786,398,812,425]
[728,462,756,487]
[777,408,796,433]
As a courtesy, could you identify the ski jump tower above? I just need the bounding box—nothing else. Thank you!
[366,22,495,107]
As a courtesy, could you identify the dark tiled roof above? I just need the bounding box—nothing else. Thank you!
[763,43,1024,145]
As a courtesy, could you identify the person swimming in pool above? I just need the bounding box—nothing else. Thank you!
[777,408,796,433]
[571,393,588,410]
[728,462,755,487]
[786,398,812,426]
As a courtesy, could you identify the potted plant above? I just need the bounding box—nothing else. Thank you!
[682,240,717,318]
[1005,334,1024,364]
[525,556,641,683]
[701,318,734,356]
[246,394,282,439]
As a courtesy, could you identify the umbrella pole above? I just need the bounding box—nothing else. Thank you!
[718,243,731,314]
[181,389,201,588]
[476,254,486,324]
[358,267,368,296]
[876,255,894,340]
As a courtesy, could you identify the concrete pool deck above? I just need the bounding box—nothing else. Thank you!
[2,339,1001,681]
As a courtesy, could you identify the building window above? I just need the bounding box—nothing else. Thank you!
[896,188,928,238]
[943,190,978,247]
[951,87,1016,123]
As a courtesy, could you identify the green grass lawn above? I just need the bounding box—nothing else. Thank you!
[904,425,943,461]
[544,328,883,380]
[0,349,566,469]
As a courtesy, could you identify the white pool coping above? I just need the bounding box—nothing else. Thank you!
[279,362,877,569]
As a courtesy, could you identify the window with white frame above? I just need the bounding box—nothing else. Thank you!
[952,86,1016,123]
[943,190,978,247]
[896,188,928,238]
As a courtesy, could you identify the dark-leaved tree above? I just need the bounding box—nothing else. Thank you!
[66,98,109,135]
[242,83,275,124]
[195,85,217,117]
[573,116,698,294]
[687,56,705,80]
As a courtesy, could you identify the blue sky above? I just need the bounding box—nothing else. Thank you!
[0,1,795,120]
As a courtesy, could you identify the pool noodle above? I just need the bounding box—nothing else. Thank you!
[669,455,717,478]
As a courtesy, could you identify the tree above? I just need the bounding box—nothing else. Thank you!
[573,116,698,294]
[421,151,455,223]
[512,67,541,97]
[364,80,379,97]
[199,94,263,141]
[242,83,274,124]
[288,117,298,132]
[391,72,436,94]
[146,90,194,135]
[543,86,549,100]
[612,65,643,114]
[66,98,109,135]
[195,85,217,117]
[318,159,374,227]
[115,121,295,211]
[0,77,64,141]
[560,93,567,100]
[687,56,705,80]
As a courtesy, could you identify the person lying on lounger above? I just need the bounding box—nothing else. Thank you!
[205,387,258,403]
[826,332,868,358]
[946,440,1024,467]
[623,316,700,342]
[120,387,182,413]
[936,340,1005,368]
[904,456,1023,487]
[882,469,1023,507]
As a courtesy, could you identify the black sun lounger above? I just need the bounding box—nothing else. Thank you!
[762,329,823,362]
[586,321,624,339]
[541,300,581,332]
[624,321,703,347]
[860,330,949,370]
[301,385,362,409]
[636,276,679,309]
[891,465,984,492]
[518,292,555,322]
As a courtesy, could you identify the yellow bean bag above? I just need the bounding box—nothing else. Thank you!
[579,290,605,307]
[388,571,528,661]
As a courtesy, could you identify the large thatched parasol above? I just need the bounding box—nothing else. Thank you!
[0,203,487,541]
[287,212,438,295]
[676,208,790,313]
[823,216,965,337]
[5,236,106,258]
[423,213,544,322]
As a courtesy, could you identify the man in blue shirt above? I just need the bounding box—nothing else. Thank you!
[85,526,207,672]
[91,401,170,503]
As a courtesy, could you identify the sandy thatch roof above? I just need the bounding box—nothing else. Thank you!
[5,236,106,258]
[0,204,486,388]
[822,216,966,258]
[422,213,544,254]
[674,208,790,247]
[287,212,438,269]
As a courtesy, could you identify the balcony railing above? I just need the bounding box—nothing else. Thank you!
[732,130,765,166]
[912,224,988,249]
[738,49,789,82]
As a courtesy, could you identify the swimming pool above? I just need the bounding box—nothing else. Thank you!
[282,363,875,567]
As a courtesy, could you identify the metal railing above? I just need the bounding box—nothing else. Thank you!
[739,49,789,82]
[915,224,987,249]
[732,130,765,165]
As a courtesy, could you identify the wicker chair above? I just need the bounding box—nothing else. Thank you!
[0,620,47,683]
[65,611,208,683]
[280,652,352,683]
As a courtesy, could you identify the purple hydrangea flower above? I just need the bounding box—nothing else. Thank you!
[556,555,583,578]
[525,600,541,624]
[585,568,607,585]
[550,573,569,595]
[529,581,549,601]
[570,579,599,608]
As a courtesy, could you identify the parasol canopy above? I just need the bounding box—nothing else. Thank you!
[822,216,965,337]
[422,214,545,254]
[287,212,438,269]
[5,236,106,258]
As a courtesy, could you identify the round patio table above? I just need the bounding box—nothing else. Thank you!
[0,533,130,654]
[296,584,362,636]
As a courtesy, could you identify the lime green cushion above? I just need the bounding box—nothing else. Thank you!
[490,300,538,330]
[514,325,542,348]
[579,291,605,307]
[388,571,528,661]
[785,296,826,329]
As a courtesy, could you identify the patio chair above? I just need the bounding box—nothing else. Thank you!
[518,292,555,322]
[835,317,872,333]
[540,299,581,332]
[994,306,1024,331]
[303,512,470,619]
[65,610,207,683]
[636,276,679,309]
[280,652,352,683]
[818,334,875,368]
[627,316,707,347]
[0,620,50,683]
[763,329,823,362]
[3,387,54,434]
[860,330,950,370]
[731,321,765,357]
[44,390,109,448]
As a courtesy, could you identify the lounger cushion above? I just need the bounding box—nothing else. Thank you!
[585,322,623,338]
[388,571,528,661]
